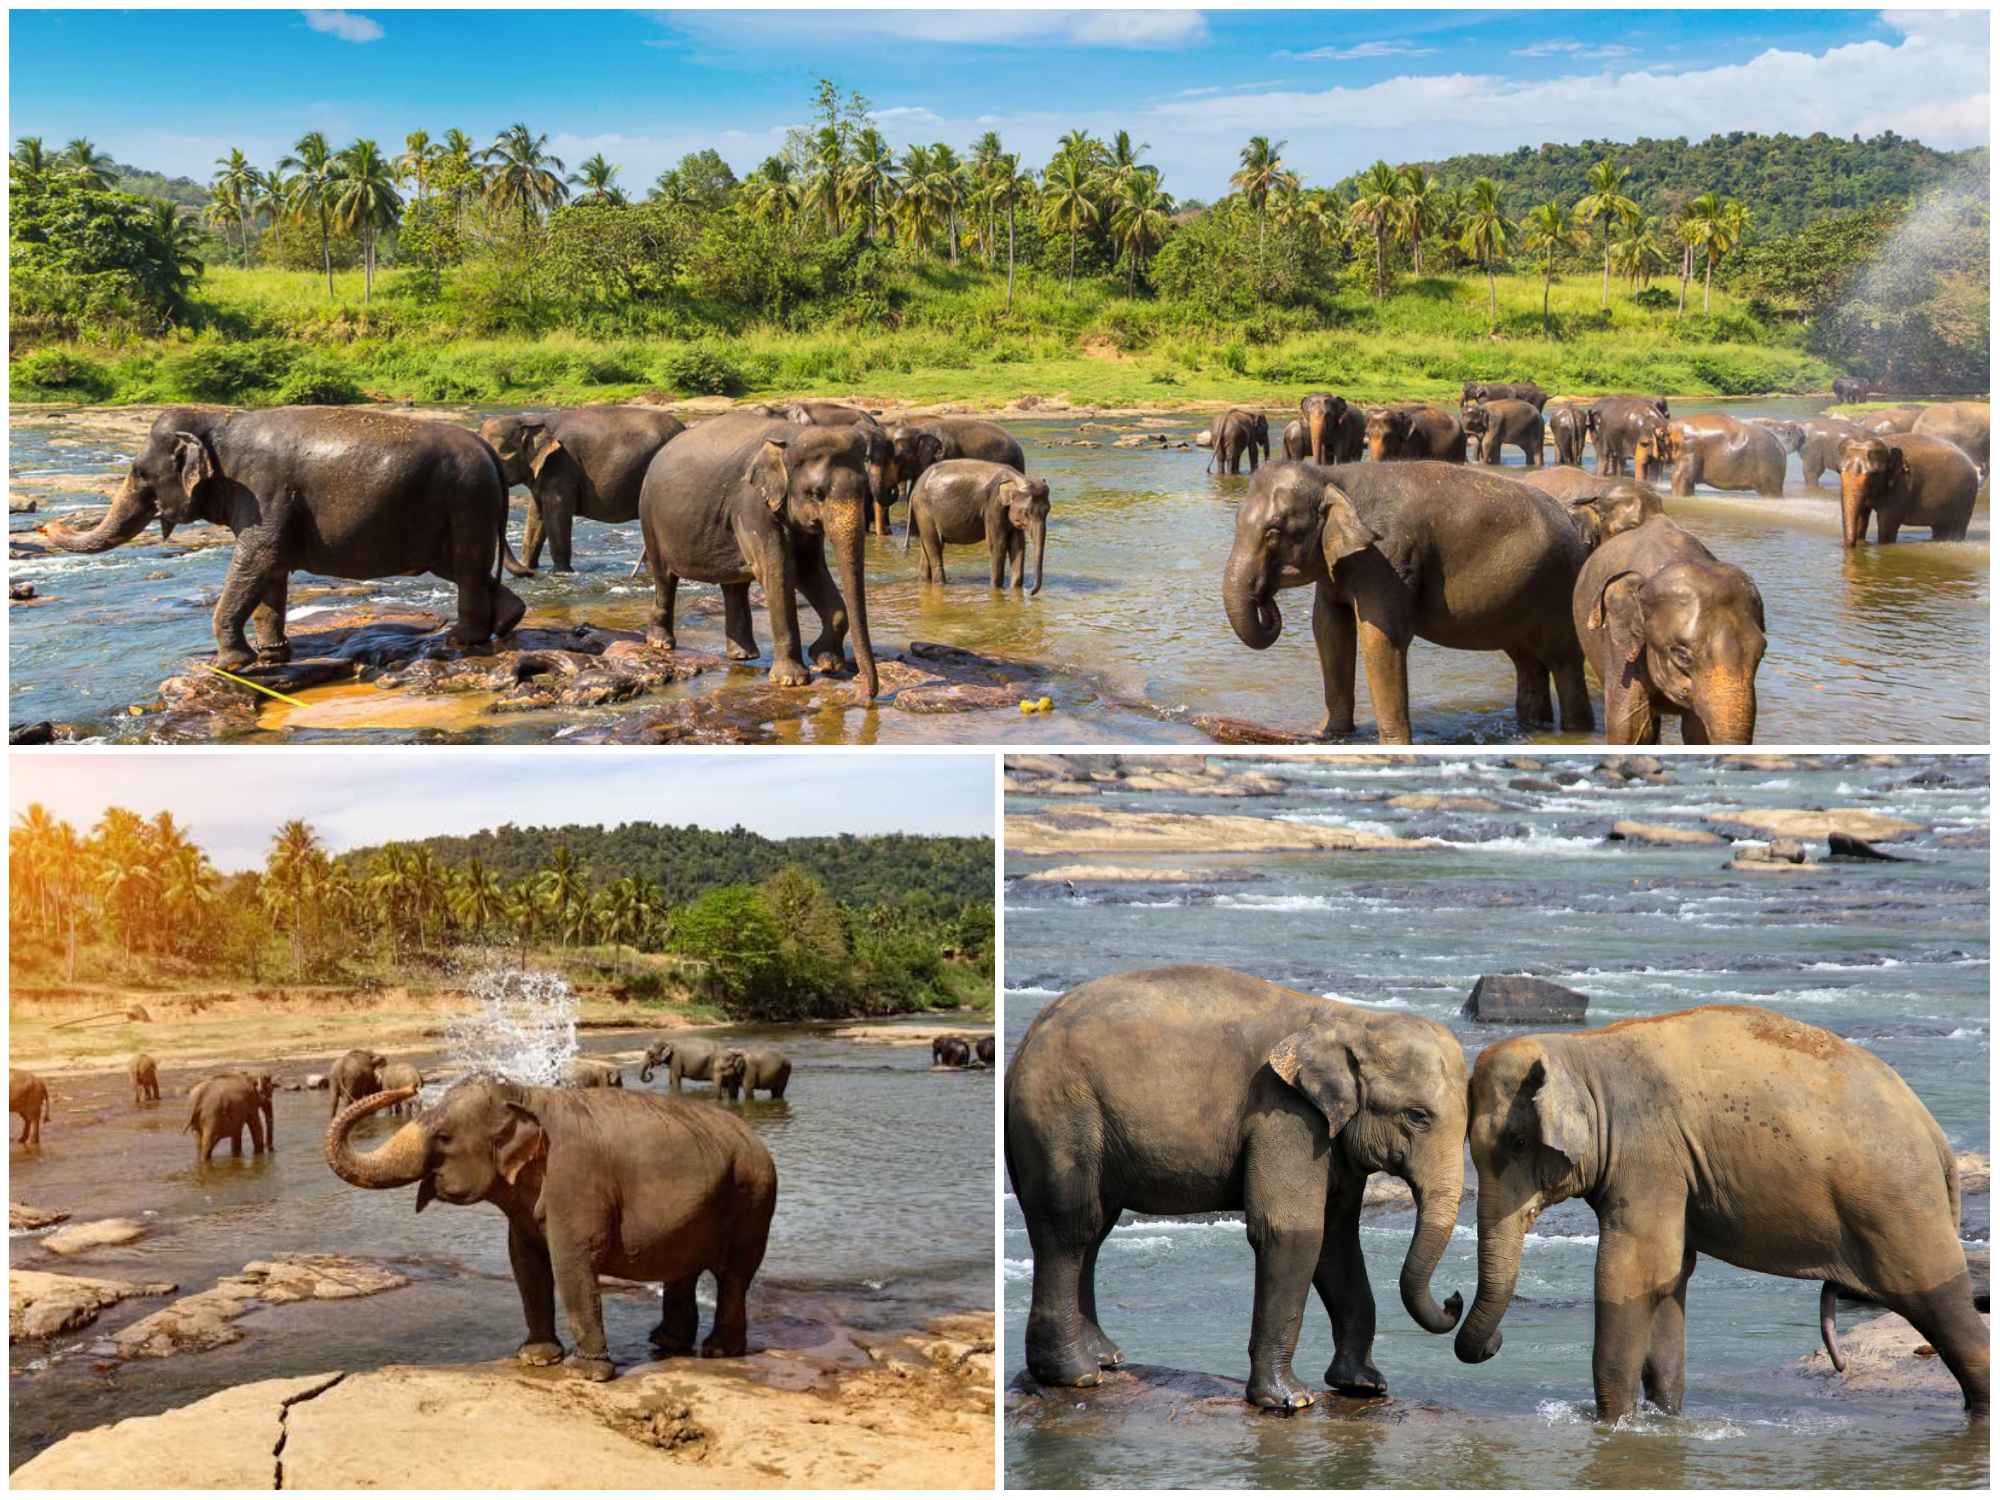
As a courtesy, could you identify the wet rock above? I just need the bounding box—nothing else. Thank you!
[1599,755,1669,783]
[11,1270,176,1340]
[1935,827,1989,849]
[1606,820,1725,847]
[1724,844,1827,873]
[10,720,56,745]
[41,1218,147,1257]
[1388,793,1503,813]
[1189,715,1322,746]
[10,1203,70,1231]
[1007,809,1438,857]
[1784,1309,1989,1399]
[1959,1152,1990,1196]
[1006,1363,1450,1427]
[1722,754,1807,771]
[304,1073,328,1090]
[1707,808,1922,842]
[9,496,39,513]
[1510,777,1561,792]
[1505,757,1546,772]
[10,581,36,599]
[1462,975,1589,1025]
[1827,832,1911,862]
[897,682,1028,714]
[113,1256,409,1359]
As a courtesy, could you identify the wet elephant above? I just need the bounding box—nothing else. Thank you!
[639,1036,722,1091]
[882,423,948,535]
[638,414,879,697]
[130,1053,161,1105]
[1464,399,1544,467]
[917,417,1027,473]
[1797,416,1867,490]
[1838,434,1980,546]
[45,407,524,670]
[1545,402,1590,468]
[905,459,1049,593]
[1462,380,1549,410]
[331,1049,387,1118]
[1364,404,1466,463]
[1587,396,1671,479]
[1858,405,1925,436]
[1223,461,1594,743]
[1573,515,1766,743]
[1207,409,1269,475]
[933,1035,974,1068]
[1746,417,1804,455]
[11,1070,49,1145]
[562,1058,623,1089]
[1006,965,1467,1407]
[1281,420,1309,461]
[1299,393,1366,464]
[1912,402,1989,478]
[1457,1006,1987,1420]
[479,407,686,573]
[715,1047,791,1101]
[187,1072,275,1164]
[975,1035,996,1067]
[379,1062,424,1116]
[1517,469,1667,549]
[326,1077,778,1379]
[1646,414,1786,498]
[785,405,900,536]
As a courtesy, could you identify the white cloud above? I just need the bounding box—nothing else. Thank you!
[876,105,943,125]
[1067,10,1207,49]
[1278,41,1439,62]
[658,9,1206,52]
[1513,41,1636,61]
[301,9,382,44]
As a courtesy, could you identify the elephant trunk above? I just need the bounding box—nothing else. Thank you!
[324,1087,428,1189]
[1028,512,1046,596]
[1307,409,1327,464]
[1398,1139,1467,1334]
[1223,540,1282,650]
[1692,668,1758,745]
[831,504,878,699]
[1839,473,1872,549]
[1455,1195,1527,1363]
[45,477,157,553]
[638,1056,656,1084]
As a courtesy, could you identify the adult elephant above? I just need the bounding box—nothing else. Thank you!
[1463,380,1549,410]
[379,1061,424,1116]
[1206,409,1269,475]
[1647,413,1786,498]
[1858,405,1925,436]
[562,1058,623,1089]
[130,1053,161,1105]
[45,408,524,670]
[478,407,686,574]
[1832,376,1872,404]
[920,416,1027,473]
[638,414,879,698]
[1797,416,1866,490]
[1587,396,1671,479]
[1298,393,1366,464]
[639,1036,723,1091]
[1364,404,1466,463]
[905,460,1049,594]
[326,1078,777,1380]
[716,1048,791,1101]
[1912,401,1990,477]
[1573,516,1767,744]
[1837,434,1980,546]
[11,1070,49,1145]
[933,1035,973,1068]
[1281,420,1310,461]
[1464,399,1544,467]
[783,399,877,428]
[1746,417,1805,454]
[882,423,948,534]
[1545,402,1589,468]
[974,1035,995,1067]
[1457,1008,1986,1420]
[1006,966,1467,1407]
[330,1049,387,1118]
[187,1073,275,1164]
[1517,470,1666,549]
[785,405,900,535]
[1223,461,1594,743]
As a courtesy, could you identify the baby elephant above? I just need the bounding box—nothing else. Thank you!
[130,1053,161,1105]
[187,1073,276,1164]
[1463,400,1544,467]
[562,1058,623,1089]
[715,1048,791,1101]
[906,460,1050,594]
[379,1061,424,1115]
[1458,1006,1987,1420]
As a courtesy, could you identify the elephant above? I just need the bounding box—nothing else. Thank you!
[637,414,879,697]
[1797,416,1867,490]
[1281,420,1309,461]
[1298,393,1366,464]
[562,1058,623,1089]
[1364,404,1466,463]
[45,407,524,670]
[187,1072,275,1164]
[905,459,1049,593]
[917,417,1027,473]
[1005,965,1467,1407]
[1206,409,1270,475]
[331,1049,388,1118]
[1456,1006,1987,1420]
[975,1035,996,1067]
[1586,396,1671,479]
[715,1048,791,1101]
[131,1053,161,1105]
[326,1077,778,1380]
[1644,414,1786,498]
[933,1035,974,1068]
[1912,401,1990,478]
[1837,434,1980,546]
[379,1062,424,1115]
[1832,376,1872,403]
[783,400,877,428]
[639,1036,723,1091]
[1517,469,1667,549]
[1223,461,1594,743]
[881,423,948,535]
[1745,417,1805,454]
[11,1070,50,1145]
[1463,399,1545,467]
[1463,380,1550,410]
[1545,402,1590,467]
[478,407,686,573]
[1573,516,1767,744]
[782,410,900,537]
[1858,405,1925,436]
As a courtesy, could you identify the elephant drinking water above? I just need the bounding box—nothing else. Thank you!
[640,1036,722,1091]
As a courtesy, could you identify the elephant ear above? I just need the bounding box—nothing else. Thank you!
[751,441,791,515]
[525,426,567,482]
[1587,570,1647,667]
[1268,1027,1361,1135]
[1524,1056,1589,1173]
[171,431,216,503]
[1566,497,1606,549]
[1319,485,1379,567]
[495,1101,547,1187]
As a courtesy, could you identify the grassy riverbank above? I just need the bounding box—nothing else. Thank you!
[11,265,1836,411]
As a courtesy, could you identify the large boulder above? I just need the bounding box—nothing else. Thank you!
[1461,975,1589,1025]
[11,1270,176,1340]
[1827,832,1911,862]
[1606,820,1724,847]
[41,1218,147,1256]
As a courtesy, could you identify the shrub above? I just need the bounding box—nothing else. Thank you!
[10,348,116,402]
[657,343,746,396]
[274,353,365,405]
[156,339,297,402]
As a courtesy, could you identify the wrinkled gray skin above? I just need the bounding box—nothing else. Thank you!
[479,407,686,573]
[783,399,877,427]
[327,1077,778,1379]
[639,1036,722,1091]
[882,423,948,535]
[1462,379,1549,410]
[1365,404,1466,463]
[1587,396,1671,479]
[919,417,1027,473]
[1223,461,1594,743]
[1573,516,1766,744]
[1299,393,1366,464]
[1545,402,1590,467]
[379,1061,424,1116]
[11,1070,50,1145]
[187,1073,276,1164]
[715,1047,791,1101]
[46,407,524,670]
[1746,417,1805,455]
[638,414,879,698]
[1517,469,1668,550]
[906,459,1049,593]
[1647,414,1786,498]
[1207,409,1270,475]
[785,405,900,536]
[1797,416,1867,490]
[1464,399,1544,467]
[1832,376,1872,403]
[1459,1008,1986,1420]
[1006,966,1467,1407]
[933,1035,974,1068]
[1912,401,1990,478]
[562,1058,623,1089]
[331,1049,387,1119]
[130,1053,161,1105]
[1838,434,1979,547]
[1858,405,1924,436]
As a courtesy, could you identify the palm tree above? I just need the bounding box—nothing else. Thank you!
[1348,160,1403,299]
[481,122,567,234]
[567,152,623,207]
[439,128,480,215]
[11,136,52,193]
[845,126,894,238]
[1574,156,1639,311]
[743,157,800,232]
[1459,178,1514,333]
[59,137,113,189]
[210,147,256,267]
[1678,192,1731,314]
[264,819,326,974]
[1040,150,1100,294]
[1230,135,1287,275]
[893,144,936,253]
[145,200,205,302]
[1395,166,1440,276]
[452,857,507,943]
[1521,199,1585,335]
[279,131,343,299]
[537,845,586,951]
[252,167,290,237]
[931,142,967,266]
[396,129,438,203]
[996,152,1030,309]
[503,880,540,970]
[1612,212,1667,291]
[1110,172,1173,294]
[332,138,402,302]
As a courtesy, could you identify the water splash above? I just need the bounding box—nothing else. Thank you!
[433,964,581,1093]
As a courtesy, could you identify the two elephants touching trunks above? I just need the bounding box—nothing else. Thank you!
[1008,967,1986,1421]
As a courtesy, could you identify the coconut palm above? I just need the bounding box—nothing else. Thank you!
[996,152,1031,308]
[452,856,508,943]
[845,126,895,237]
[537,844,586,951]
[1110,172,1173,294]
[1521,199,1586,334]
[1396,166,1440,276]
[395,129,438,203]
[1678,192,1731,314]
[743,156,801,232]
[1230,135,1287,275]
[1041,149,1100,294]
[1459,178,1514,333]
[58,137,113,189]
[931,142,966,266]
[332,138,403,302]
[567,152,623,207]
[893,144,937,253]
[1348,159,1403,299]
[209,147,257,266]
[1612,212,1667,290]
[481,122,567,234]
[1575,156,1640,310]
[279,131,344,299]
[11,136,52,193]
[145,200,206,299]
[264,818,327,974]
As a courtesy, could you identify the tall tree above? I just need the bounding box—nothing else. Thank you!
[566,152,624,206]
[59,136,113,189]
[1575,155,1640,310]
[279,130,343,299]
[1348,159,1403,299]
[332,138,403,302]
[1459,177,1514,332]
[396,129,439,203]
[1230,135,1286,276]
[1040,149,1099,294]
[1521,199,1585,334]
[481,122,567,234]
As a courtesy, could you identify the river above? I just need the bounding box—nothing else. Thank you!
[1001,754,1989,1488]
[7,401,1988,744]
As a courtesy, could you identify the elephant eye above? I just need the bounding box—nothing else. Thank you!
[434,1131,452,1147]
[1402,1107,1432,1130]
[1671,645,1694,669]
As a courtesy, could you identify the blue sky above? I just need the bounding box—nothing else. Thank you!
[8,9,1988,197]
[8,752,995,870]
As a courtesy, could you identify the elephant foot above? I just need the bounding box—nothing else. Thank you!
[570,1353,616,1382]
[494,587,528,638]
[1027,1346,1105,1388]
[647,1323,695,1356]
[768,660,811,688]
[700,1332,747,1359]
[1080,1326,1125,1370]
[1326,1355,1387,1397]
[255,641,292,666]
[214,647,258,672]
[1246,1368,1317,1412]
[810,649,846,675]
[723,641,758,662]
[1315,714,1356,741]
[515,1339,566,1367]
[645,624,676,651]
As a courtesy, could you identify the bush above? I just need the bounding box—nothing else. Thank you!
[10,348,116,402]
[157,339,297,401]
[657,343,746,396]
[274,353,364,405]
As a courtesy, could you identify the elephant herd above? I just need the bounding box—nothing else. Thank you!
[1006,965,1989,1422]
[932,1032,996,1068]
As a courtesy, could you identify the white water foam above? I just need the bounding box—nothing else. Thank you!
[1003,1256,1034,1282]
[434,965,582,1093]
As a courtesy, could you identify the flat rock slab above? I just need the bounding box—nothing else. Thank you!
[1707,808,1922,841]
[1724,858,1828,874]
[1189,715,1324,746]
[1006,1364,1451,1429]
[11,1203,71,1231]
[1388,794,1504,813]
[113,1255,409,1359]
[11,1270,176,1340]
[1020,864,1256,884]
[40,1217,146,1256]
[1006,809,1437,857]
[1607,820,1726,847]
[1462,974,1590,1025]
[1782,1310,1990,1400]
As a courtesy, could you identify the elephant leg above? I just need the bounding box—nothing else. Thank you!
[1243,1147,1329,1410]
[1640,1243,1695,1414]
[1313,1174,1384,1395]
[1553,654,1594,732]
[521,495,546,571]
[1310,582,1358,739]
[251,574,291,665]
[211,543,280,671]
[1590,1210,1687,1422]
[1878,1279,1990,1414]
[1023,1179,1112,1387]
[650,1274,700,1355]
[543,479,579,573]
[987,526,1009,589]
[1878,517,1902,544]
[228,1126,243,1157]
[922,522,948,585]
[720,582,758,661]
[752,533,811,687]
[791,537,849,673]
[1354,590,1415,746]
[248,1113,267,1154]
[646,569,679,650]
[508,1223,565,1364]
[1008,529,1028,590]
[548,1233,612,1379]
[1076,1219,1124,1368]
[1506,647,1555,728]
[703,1267,753,1358]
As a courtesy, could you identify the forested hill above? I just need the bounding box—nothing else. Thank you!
[107,160,207,207]
[1348,132,1985,235]
[340,823,993,908]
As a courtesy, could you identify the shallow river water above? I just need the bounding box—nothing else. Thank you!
[1001,755,1989,1488]
[7,400,1988,744]
[8,1008,992,1470]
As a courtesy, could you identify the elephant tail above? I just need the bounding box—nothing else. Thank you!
[1819,1282,1846,1373]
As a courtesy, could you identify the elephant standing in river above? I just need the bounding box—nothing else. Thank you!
[783,404,901,535]
[1298,393,1366,464]
[933,1035,974,1068]
[715,1048,791,1101]
[379,1062,424,1116]
[479,407,686,574]
[1545,402,1590,467]
[331,1049,387,1118]
[1006,966,1467,1407]
[1832,376,1872,404]
[45,407,524,670]
[131,1054,161,1105]
[327,1077,777,1379]
[1223,461,1593,743]
[1858,405,1925,436]
[1458,1007,1986,1420]
[1797,416,1866,490]
[1912,402,1990,478]
[1206,409,1270,475]
[1364,405,1466,463]
[11,1070,49,1145]
[1517,470,1667,549]
[562,1058,623,1089]
[187,1073,275,1164]
[882,423,948,533]
[639,1037,723,1091]
[638,414,879,697]
[1838,434,1980,546]
[906,459,1049,593]
[1464,399,1544,467]
[1646,413,1786,498]
[1463,380,1549,410]
[1587,396,1671,479]
[914,417,1027,473]
[975,1035,995,1067]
